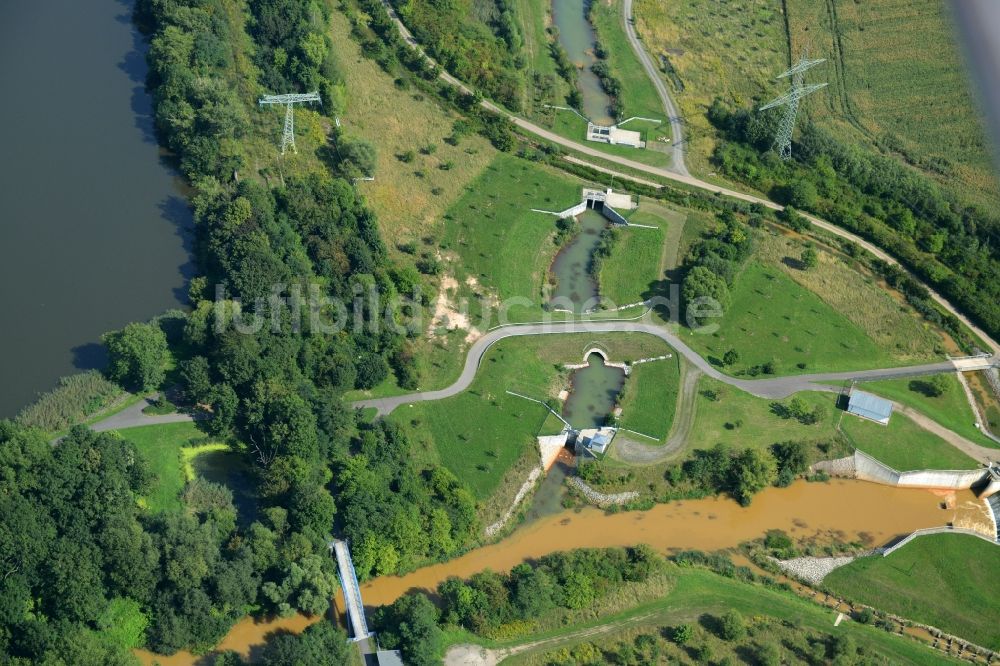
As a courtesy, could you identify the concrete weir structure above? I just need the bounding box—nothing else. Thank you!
[532,188,635,225]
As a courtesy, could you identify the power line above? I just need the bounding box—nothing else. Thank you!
[759,56,827,160]
[258,92,321,155]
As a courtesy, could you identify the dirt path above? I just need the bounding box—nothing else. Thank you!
[444,612,659,666]
[613,366,701,464]
[895,405,999,464]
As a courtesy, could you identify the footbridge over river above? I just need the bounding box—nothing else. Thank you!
[332,540,373,642]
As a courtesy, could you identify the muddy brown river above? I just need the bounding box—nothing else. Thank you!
[136,479,990,664]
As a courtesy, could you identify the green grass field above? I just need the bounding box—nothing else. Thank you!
[825,534,1000,650]
[588,0,668,126]
[460,566,956,665]
[441,153,583,313]
[599,202,686,305]
[688,262,911,375]
[686,378,842,454]
[617,356,680,441]
[861,375,999,449]
[838,411,978,471]
[118,421,214,513]
[392,333,674,504]
[754,231,943,362]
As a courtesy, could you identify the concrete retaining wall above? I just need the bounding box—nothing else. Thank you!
[601,205,628,226]
[854,450,986,489]
[881,526,998,557]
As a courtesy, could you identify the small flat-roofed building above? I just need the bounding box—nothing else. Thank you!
[588,432,613,454]
[586,122,644,148]
[847,389,893,425]
[376,650,405,666]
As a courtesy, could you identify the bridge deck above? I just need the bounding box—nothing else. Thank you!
[334,540,372,641]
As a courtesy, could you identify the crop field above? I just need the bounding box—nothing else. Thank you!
[783,0,999,209]
[825,534,1000,650]
[394,333,673,505]
[838,409,979,471]
[632,0,999,208]
[617,355,680,441]
[687,262,913,375]
[860,375,999,449]
[329,10,495,249]
[754,231,943,362]
[599,202,686,305]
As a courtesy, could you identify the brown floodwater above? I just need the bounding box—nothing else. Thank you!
[136,479,990,664]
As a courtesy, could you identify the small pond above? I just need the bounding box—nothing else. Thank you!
[549,209,607,312]
[551,0,615,124]
[562,352,625,429]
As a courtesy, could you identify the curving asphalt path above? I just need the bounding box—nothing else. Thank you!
[621,0,688,175]
[351,320,995,415]
[377,0,1000,358]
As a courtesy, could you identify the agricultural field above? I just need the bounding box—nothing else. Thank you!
[687,262,929,376]
[391,333,674,513]
[860,375,1000,449]
[632,0,999,208]
[329,10,495,252]
[616,354,680,441]
[838,408,979,471]
[825,534,1000,650]
[598,202,685,305]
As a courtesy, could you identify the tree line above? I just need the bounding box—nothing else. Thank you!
[708,99,1000,348]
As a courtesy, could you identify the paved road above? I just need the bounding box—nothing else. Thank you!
[377,0,1000,357]
[352,320,995,415]
[91,395,194,432]
[621,0,688,175]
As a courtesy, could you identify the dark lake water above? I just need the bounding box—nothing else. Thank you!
[549,209,606,312]
[0,0,193,417]
[562,353,625,429]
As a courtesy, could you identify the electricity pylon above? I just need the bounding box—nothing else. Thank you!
[258,92,321,155]
[759,56,827,160]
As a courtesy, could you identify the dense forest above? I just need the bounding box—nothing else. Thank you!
[0,0,483,660]
[708,100,1000,347]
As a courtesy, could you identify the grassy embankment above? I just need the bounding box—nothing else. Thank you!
[391,333,674,519]
[861,375,1000,450]
[616,354,680,442]
[600,370,976,495]
[516,0,671,167]
[685,260,938,376]
[632,0,999,208]
[825,533,1000,650]
[598,202,686,306]
[449,566,957,665]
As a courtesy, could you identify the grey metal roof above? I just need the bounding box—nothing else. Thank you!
[376,650,405,666]
[848,390,893,424]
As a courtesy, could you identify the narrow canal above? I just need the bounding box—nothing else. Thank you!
[549,209,607,311]
[136,481,989,664]
[551,0,615,124]
[562,352,625,428]
[0,0,193,416]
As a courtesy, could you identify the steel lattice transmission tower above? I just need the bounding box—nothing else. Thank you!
[759,56,827,160]
[258,92,321,155]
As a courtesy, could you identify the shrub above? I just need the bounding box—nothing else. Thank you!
[15,371,121,431]
[719,610,746,641]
